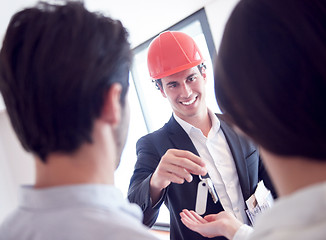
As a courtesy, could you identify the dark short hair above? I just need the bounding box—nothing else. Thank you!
[215,0,326,160]
[153,63,206,90]
[0,1,132,162]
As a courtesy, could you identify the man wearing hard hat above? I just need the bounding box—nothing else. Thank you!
[128,31,275,240]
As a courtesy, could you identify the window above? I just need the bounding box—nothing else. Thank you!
[115,8,221,229]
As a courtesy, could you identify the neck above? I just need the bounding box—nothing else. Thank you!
[178,108,212,137]
[34,121,116,188]
[260,148,326,197]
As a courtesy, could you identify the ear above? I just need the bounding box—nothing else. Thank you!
[101,83,122,126]
[201,67,207,81]
[158,84,167,98]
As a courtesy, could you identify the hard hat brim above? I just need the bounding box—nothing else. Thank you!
[150,60,203,79]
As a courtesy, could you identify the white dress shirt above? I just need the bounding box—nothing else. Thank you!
[0,184,158,240]
[174,110,249,224]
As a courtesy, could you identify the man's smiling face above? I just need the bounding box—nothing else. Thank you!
[160,66,207,122]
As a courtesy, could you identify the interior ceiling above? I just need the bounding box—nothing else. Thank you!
[0,0,210,47]
[84,0,209,47]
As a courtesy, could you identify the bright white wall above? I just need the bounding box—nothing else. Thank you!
[206,0,240,53]
[0,135,16,220]
[0,0,36,47]
[0,112,34,223]
[0,0,36,112]
[0,0,239,223]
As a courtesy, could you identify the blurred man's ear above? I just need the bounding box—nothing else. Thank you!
[101,83,122,126]
[158,84,167,98]
[201,67,207,81]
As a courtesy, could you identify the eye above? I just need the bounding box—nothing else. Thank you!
[167,82,177,88]
[188,75,197,82]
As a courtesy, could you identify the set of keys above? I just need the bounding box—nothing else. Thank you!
[195,174,219,215]
[199,174,219,203]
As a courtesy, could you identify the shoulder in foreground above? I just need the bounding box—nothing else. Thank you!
[78,212,159,240]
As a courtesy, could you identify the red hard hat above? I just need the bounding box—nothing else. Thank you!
[147,31,204,79]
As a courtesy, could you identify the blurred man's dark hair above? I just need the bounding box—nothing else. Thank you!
[0,1,132,162]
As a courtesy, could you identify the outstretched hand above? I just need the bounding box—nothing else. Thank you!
[180,210,243,239]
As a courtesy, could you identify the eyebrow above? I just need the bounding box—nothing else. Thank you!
[166,81,178,87]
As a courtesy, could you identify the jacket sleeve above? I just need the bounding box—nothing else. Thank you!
[127,134,167,227]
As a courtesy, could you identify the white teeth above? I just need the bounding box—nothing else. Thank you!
[182,98,196,105]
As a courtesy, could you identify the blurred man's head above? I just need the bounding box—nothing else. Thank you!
[215,0,326,160]
[0,1,132,163]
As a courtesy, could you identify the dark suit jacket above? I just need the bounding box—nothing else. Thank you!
[128,115,275,240]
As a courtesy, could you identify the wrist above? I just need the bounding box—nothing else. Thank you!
[222,220,243,240]
[149,175,164,204]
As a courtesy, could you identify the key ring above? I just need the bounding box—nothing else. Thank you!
[199,173,210,180]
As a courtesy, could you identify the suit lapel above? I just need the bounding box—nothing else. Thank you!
[165,116,199,156]
[220,120,251,200]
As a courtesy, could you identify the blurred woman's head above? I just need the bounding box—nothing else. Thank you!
[215,0,326,160]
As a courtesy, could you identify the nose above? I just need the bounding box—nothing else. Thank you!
[180,83,192,98]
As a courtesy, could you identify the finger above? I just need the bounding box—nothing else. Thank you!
[180,212,194,225]
[204,211,233,222]
[180,214,210,237]
[160,171,186,184]
[182,210,206,225]
[172,155,207,176]
[180,215,194,229]
[162,149,206,177]
[180,212,199,229]
[182,210,200,223]
[181,210,202,225]
[172,149,206,167]
[188,210,208,224]
[159,164,193,183]
[170,167,193,183]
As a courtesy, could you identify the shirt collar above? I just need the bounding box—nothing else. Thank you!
[173,109,220,136]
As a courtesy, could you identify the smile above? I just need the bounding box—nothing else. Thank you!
[180,96,197,106]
